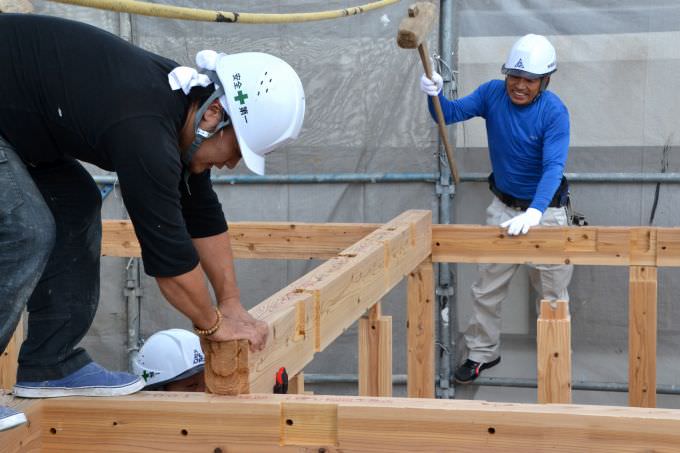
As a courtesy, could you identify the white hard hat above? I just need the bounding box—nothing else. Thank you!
[501,34,557,79]
[132,329,205,388]
[213,52,305,175]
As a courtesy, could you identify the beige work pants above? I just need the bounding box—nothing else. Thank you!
[464,196,573,363]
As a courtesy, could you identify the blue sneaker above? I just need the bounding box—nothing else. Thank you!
[0,406,27,431]
[13,362,144,398]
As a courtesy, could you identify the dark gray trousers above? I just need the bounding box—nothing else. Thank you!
[0,136,101,381]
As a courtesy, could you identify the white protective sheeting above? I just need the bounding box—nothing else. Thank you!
[29,0,680,405]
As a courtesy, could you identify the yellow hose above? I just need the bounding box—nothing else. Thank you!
[48,0,400,24]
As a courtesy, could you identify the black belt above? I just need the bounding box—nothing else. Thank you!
[488,173,569,210]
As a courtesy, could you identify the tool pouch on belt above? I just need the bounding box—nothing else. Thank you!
[488,173,570,210]
[567,198,588,226]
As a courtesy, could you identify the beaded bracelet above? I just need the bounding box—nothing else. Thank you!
[193,307,222,337]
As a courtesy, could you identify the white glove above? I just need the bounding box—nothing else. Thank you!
[500,208,543,236]
[420,71,443,96]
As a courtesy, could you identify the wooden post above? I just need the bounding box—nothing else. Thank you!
[200,338,249,395]
[0,314,24,390]
[288,372,305,394]
[537,300,571,404]
[358,303,392,396]
[407,258,434,398]
[628,266,657,408]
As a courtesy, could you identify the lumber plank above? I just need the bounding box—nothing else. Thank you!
[628,266,658,408]
[432,225,665,266]
[0,394,42,453]
[281,402,338,446]
[407,258,435,398]
[248,288,316,394]
[103,220,680,267]
[288,372,305,394]
[226,211,429,394]
[200,338,249,395]
[229,222,378,260]
[656,228,680,266]
[358,304,392,397]
[296,210,431,351]
[101,220,377,259]
[537,300,571,404]
[0,315,23,391]
[30,393,680,452]
[101,220,142,257]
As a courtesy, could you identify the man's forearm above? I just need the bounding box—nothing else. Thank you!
[192,231,240,309]
[156,264,217,330]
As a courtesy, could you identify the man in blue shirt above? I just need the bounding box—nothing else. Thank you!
[421,34,573,383]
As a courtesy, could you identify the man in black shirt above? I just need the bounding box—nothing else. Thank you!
[0,14,305,430]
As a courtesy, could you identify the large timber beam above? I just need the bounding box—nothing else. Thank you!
[4,392,679,452]
[215,210,431,394]
[102,221,680,266]
[102,220,378,259]
[1,394,42,453]
[0,315,23,390]
[432,225,680,266]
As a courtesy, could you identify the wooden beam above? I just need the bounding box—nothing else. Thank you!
[103,221,680,267]
[237,211,430,394]
[101,220,377,259]
[432,225,663,266]
[298,210,431,351]
[288,372,305,395]
[0,393,42,453]
[17,392,680,452]
[1,315,23,391]
[247,289,316,394]
[201,339,249,395]
[537,300,571,404]
[628,266,658,408]
[407,258,434,398]
[359,303,393,397]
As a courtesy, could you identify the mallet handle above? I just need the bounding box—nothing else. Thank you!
[418,43,460,184]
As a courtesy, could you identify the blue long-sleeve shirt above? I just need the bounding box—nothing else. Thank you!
[428,79,570,212]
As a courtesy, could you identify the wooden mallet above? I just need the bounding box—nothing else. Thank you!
[397,2,459,184]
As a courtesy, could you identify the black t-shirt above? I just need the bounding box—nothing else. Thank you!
[0,14,227,277]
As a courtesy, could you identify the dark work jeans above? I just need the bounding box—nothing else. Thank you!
[0,136,102,381]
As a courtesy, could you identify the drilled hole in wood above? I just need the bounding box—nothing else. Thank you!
[318,449,327,453]
[488,427,496,434]
[564,259,571,264]
[50,428,57,434]
[181,429,188,436]
[214,449,223,453]
[286,419,294,426]
[112,421,118,426]
[435,242,441,246]
[554,352,559,358]
[662,246,668,250]
[535,244,540,248]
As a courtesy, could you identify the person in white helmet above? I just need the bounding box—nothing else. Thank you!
[420,34,573,383]
[0,14,304,429]
[133,329,206,392]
